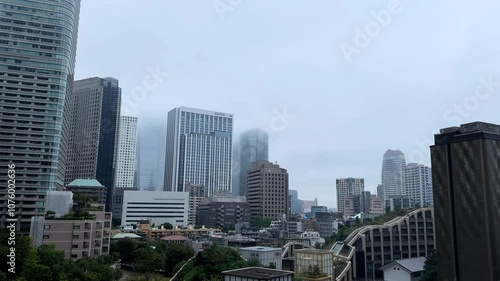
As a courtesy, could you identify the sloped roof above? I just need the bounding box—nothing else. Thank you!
[67,179,104,188]
[380,257,426,273]
[161,235,189,241]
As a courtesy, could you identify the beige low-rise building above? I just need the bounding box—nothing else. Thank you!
[31,211,112,260]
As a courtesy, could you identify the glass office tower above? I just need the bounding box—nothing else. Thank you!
[237,128,268,196]
[0,0,81,232]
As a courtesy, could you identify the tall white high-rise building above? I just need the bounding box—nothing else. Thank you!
[164,107,233,196]
[381,149,406,199]
[116,116,138,188]
[403,163,433,208]
[336,178,365,215]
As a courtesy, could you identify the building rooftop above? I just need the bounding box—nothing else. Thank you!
[67,179,104,188]
[380,257,426,273]
[112,233,142,239]
[294,248,333,254]
[222,267,293,279]
[240,246,281,252]
[161,235,189,241]
[440,121,500,135]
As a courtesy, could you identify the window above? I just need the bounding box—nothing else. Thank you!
[43,235,49,239]
[44,225,50,229]
[73,235,79,239]
[72,244,78,249]
[74,225,80,230]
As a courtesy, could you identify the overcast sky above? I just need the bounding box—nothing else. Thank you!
[75,1,500,208]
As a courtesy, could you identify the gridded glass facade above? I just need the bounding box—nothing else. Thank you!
[136,118,166,191]
[0,0,81,232]
[164,107,233,196]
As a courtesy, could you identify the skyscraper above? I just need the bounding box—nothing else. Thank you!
[336,178,364,215]
[431,122,500,281]
[247,161,289,220]
[381,149,406,199]
[0,0,81,232]
[164,107,233,196]
[136,117,167,191]
[376,184,384,201]
[65,77,121,212]
[237,128,269,196]
[116,116,138,188]
[402,163,433,208]
[289,189,301,214]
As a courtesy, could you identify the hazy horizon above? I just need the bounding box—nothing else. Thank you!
[74,1,500,208]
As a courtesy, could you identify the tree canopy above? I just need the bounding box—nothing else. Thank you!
[420,252,437,281]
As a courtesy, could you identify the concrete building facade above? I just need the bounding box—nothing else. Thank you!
[186,183,207,226]
[31,211,112,260]
[431,122,500,281]
[121,191,188,227]
[336,178,364,215]
[240,246,282,269]
[65,77,121,212]
[66,179,107,206]
[332,208,435,280]
[385,196,411,211]
[403,163,433,208]
[247,161,289,220]
[196,196,250,228]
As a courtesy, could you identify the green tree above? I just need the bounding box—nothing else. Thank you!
[20,245,48,281]
[420,252,437,281]
[112,238,137,266]
[161,222,174,229]
[164,243,195,277]
[134,247,165,273]
[222,224,235,233]
[247,257,261,267]
[251,217,273,228]
[36,244,68,280]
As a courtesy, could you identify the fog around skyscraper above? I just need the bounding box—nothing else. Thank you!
[236,128,269,196]
[73,1,500,208]
[381,149,406,200]
[136,117,167,191]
